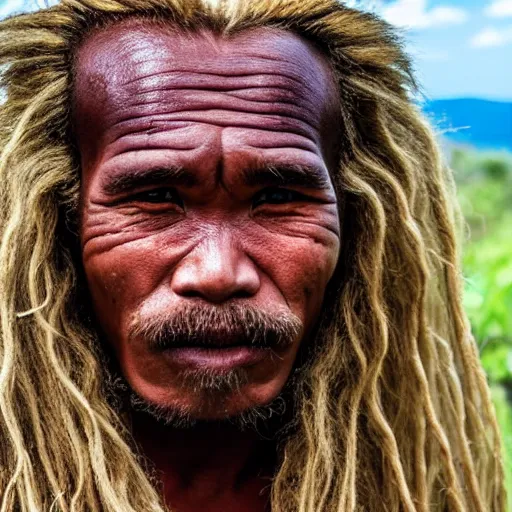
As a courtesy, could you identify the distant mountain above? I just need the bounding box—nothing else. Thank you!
[422,99,512,152]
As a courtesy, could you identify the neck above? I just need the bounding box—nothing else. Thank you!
[131,412,276,512]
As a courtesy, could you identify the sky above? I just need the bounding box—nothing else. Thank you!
[0,0,511,101]
[357,0,512,101]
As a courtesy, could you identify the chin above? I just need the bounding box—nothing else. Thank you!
[127,365,292,429]
[119,339,299,423]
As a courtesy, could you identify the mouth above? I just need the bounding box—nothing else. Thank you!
[163,338,270,349]
[162,345,271,372]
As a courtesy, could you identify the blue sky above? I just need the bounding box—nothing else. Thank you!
[362,0,512,100]
[0,0,511,101]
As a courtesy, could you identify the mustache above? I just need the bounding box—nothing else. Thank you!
[129,303,303,352]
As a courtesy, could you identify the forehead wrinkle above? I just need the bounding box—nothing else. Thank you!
[106,113,320,150]
[111,74,324,127]
[90,66,329,147]
[122,66,308,93]
[75,21,335,100]
[73,22,341,167]
[106,58,329,126]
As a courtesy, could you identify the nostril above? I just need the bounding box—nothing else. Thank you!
[232,289,254,299]
[178,288,205,299]
[175,279,256,303]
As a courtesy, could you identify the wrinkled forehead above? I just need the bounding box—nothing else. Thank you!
[72,20,340,141]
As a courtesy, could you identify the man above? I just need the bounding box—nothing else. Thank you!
[0,0,505,510]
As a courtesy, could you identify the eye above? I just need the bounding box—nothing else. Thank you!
[131,188,184,208]
[252,188,305,208]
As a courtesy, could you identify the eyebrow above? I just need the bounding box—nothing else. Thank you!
[102,166,197,196]
[241,164,331,190]
[101,162,331,196]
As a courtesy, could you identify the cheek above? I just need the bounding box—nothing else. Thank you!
[85,255,131,305]
[248,229,340,323]
[82,254,130,344]
[81,209,194,316]
[82,243,163,345]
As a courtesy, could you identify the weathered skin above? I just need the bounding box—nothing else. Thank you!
[75,21,340,512]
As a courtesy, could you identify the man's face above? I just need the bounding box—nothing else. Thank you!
[75,22,340,421]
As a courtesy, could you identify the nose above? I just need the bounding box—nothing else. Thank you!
[170,232,261,303]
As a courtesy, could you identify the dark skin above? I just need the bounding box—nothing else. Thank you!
[75,21,340,512]
[132,413,276,512]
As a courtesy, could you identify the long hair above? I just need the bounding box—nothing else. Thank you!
[0,0,505,510]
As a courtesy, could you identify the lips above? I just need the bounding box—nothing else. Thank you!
[152,327,283,353]
[161,337,268,349]
[162,345,270,371]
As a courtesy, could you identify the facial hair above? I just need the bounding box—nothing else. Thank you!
[124,302,303,431]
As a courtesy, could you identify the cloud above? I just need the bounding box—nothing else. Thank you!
[470,25,512,47]
[343,0,383,10]
[0,0,30,18]
[382,0,469,29]
[485,0,512,17]
[0,0,53,19]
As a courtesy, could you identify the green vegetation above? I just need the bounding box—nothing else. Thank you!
[451,147,512,500]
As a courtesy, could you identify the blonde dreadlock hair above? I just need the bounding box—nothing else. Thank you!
[0,0,505,510]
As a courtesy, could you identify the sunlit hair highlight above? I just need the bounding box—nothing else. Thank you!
[0,0,505,510]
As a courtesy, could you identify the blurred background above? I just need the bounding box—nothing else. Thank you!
[360,0,512,497]
[1,0,511,499]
